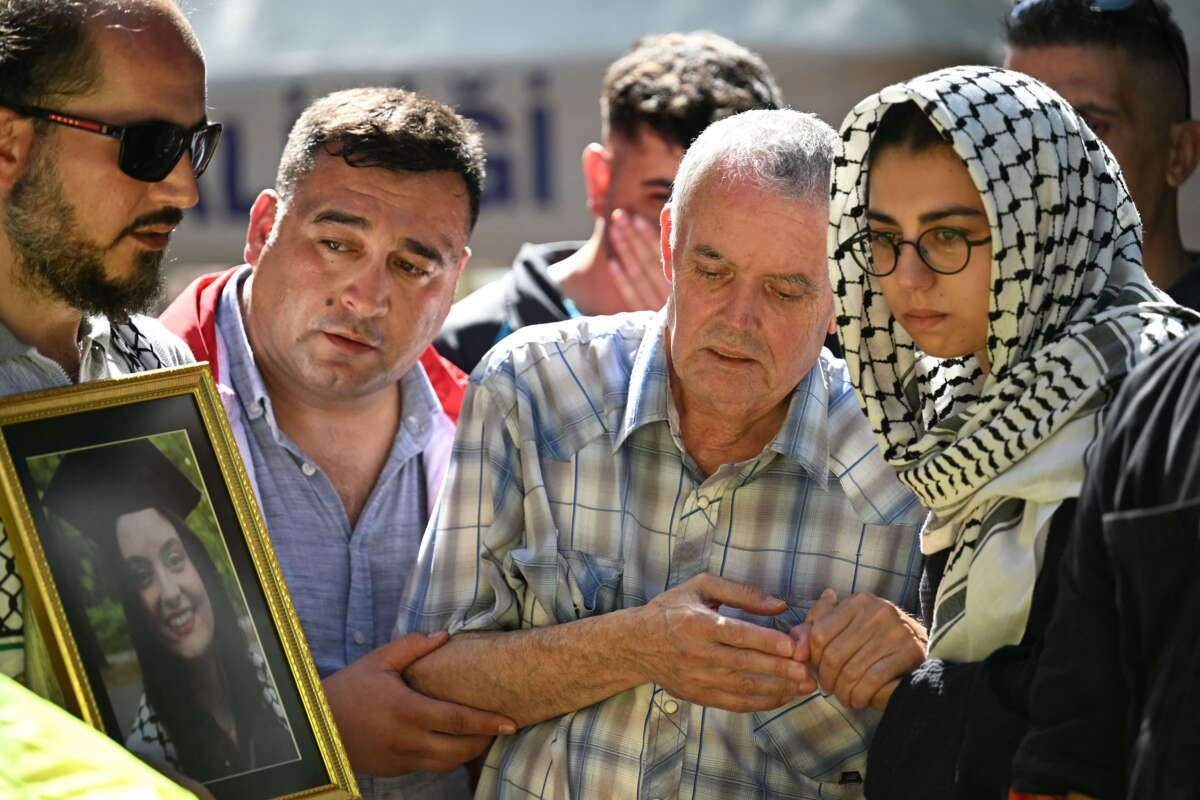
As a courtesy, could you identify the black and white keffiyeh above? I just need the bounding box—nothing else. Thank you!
[125,643,289,776]
[829,65,1197,661]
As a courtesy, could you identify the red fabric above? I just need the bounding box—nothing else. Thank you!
[1009,791,1066,800]
[159,267,235,383]
[159,266,468,422]
[417,344,468,422]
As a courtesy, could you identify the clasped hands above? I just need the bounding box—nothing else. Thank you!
[788,587,929,711]
[325,575,929,777]
[634,574,926,714]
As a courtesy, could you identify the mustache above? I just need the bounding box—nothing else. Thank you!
[109,207,185,248]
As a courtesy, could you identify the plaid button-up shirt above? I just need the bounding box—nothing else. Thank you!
[398,311,923,799]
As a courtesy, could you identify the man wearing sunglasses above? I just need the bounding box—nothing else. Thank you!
[1005,0,1200,309]
[0,0,215,696]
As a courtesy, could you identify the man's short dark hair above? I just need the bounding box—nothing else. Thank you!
[1004,0,1191,120]
[276,87,486,232]
[0,0,103,108]
[601,31,784,149]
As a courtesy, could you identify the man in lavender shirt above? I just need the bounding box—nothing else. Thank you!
[161,87,513,799]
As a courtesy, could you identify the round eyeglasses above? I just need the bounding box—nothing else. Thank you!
[842,228,992,277]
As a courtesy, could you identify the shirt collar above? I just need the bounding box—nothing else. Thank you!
[614,310,672,448]
[765,363,831,489]
[217,266,274,424]
[394,359,439,455]
[614,312,832,487]
[78,313,109,346]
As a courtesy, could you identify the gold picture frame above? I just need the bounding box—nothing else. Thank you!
[0,365,357,800]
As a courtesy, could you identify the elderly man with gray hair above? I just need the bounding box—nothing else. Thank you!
[396,109,925,798]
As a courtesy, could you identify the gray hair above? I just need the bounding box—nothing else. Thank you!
[667,108,836,251]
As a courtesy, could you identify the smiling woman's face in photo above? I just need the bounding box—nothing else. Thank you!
[116,508,215,661]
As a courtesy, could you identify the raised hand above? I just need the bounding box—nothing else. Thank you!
[607,208,671,312]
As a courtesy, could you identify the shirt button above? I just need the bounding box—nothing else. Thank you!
[405,415,419,428]
[663,699,679,714]
[301,462,317,476]
[248,400,262,415]
[696,496,710,510]
[353,631,365,645]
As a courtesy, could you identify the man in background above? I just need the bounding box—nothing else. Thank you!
[434,30,785,373]
[1005,0,1200,306]
[161,87,514,798]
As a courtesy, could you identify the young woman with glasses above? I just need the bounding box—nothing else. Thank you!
[821,65,1197,798]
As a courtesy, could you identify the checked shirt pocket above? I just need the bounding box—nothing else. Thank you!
[751,696,878,798]
[506,547,624,624]
[558,549,624,619]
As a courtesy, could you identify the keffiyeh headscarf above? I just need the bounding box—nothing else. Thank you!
[830,65,1197,662]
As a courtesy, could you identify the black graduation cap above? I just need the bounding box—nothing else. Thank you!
[40,438,201,542]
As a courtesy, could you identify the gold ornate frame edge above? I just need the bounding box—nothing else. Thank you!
[0,364,359,799]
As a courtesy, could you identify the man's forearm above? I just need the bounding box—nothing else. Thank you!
[405,573,814,727]
[403,608,646,729]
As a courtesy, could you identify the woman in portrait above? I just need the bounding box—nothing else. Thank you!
[823,65,1197,797]
[42,438,296,784]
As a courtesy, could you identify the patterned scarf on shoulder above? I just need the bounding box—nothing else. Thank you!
[829,65,1197,661]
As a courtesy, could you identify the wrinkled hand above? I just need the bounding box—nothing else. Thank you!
[633,573,817,712]
[790,588,927,710]
[607,208,670,311]
[322,631,516,776]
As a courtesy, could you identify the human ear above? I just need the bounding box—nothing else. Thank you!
[1165,120,1200,189]
[659,204,675,284]
[244,190,280,266]
[582,143,613,219]
[0,109,36,194]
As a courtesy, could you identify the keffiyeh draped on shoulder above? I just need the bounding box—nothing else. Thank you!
[829,65,1197,661]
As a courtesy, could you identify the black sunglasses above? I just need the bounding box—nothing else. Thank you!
[1010,0,1191,118]
[8,104,222,183]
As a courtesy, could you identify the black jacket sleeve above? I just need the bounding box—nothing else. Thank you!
[865,499,1075,800]
[1012,331,1200,800]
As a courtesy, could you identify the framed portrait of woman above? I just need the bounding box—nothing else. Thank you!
[0,365,357,800]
